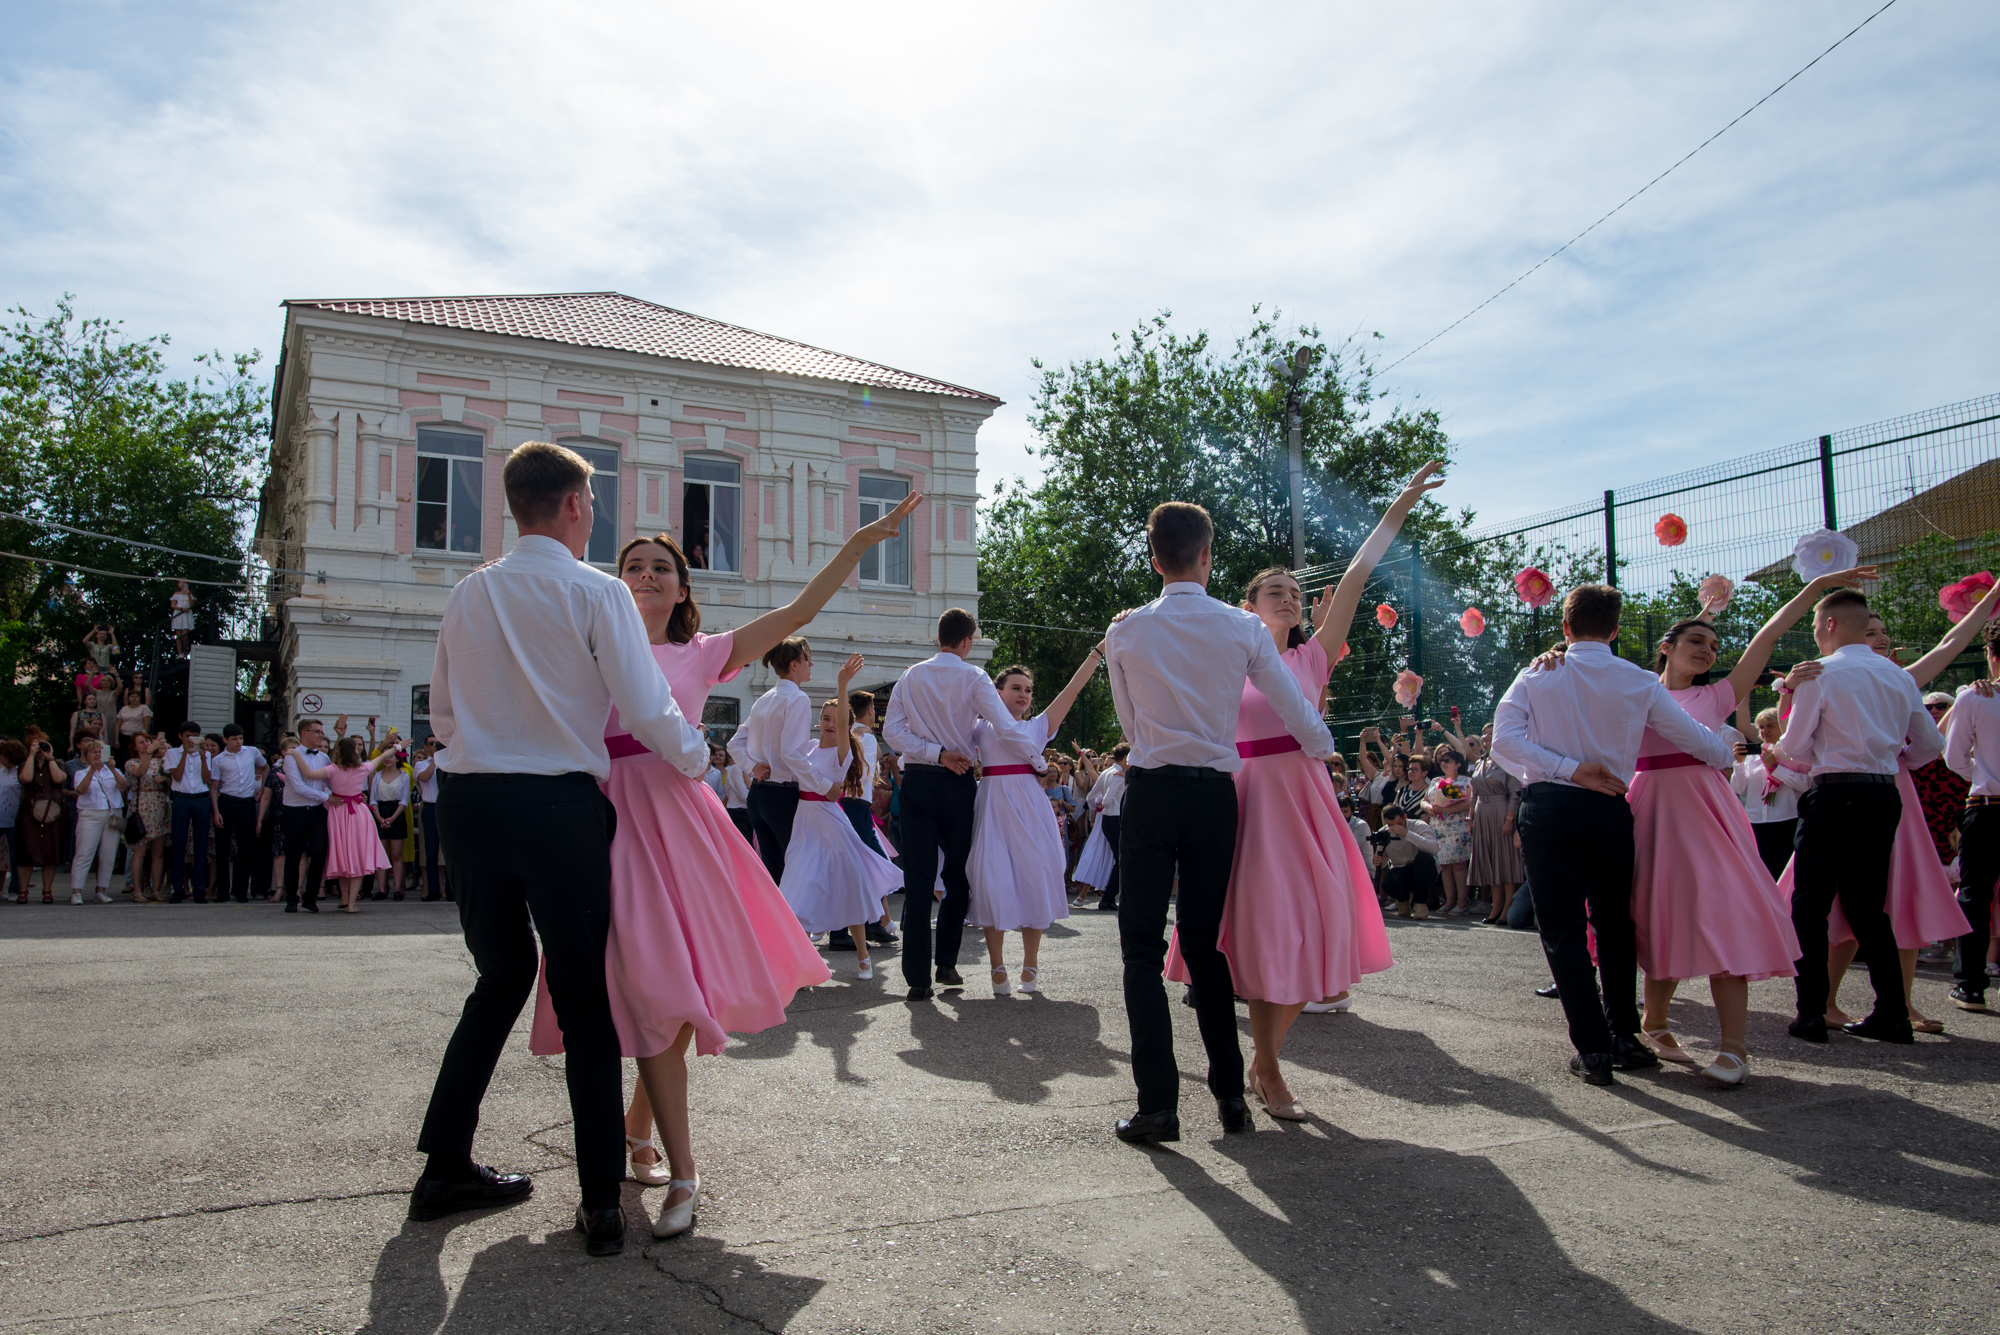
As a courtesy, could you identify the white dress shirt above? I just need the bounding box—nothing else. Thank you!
[1776,643,1944,777]
[164,745,212,796]
[1945,684,2000,797]
[72,765,122,811]
[1103,582,1334,771]
[882,651,1042,767]
[416,757,440,803]
[722,763,749,809]
[1491,640,1734,786]
[211,747,263,799]
[855,729,880,792]
[1095,767,1126,817]
[1731,753,1809,823]
[429,534,707,781]
[732,679,820,785]
[282,748,332,806]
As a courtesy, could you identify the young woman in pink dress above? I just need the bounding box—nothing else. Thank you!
[1166,463,1440,1121]
[293,735,398,913]
[528,492,918,1240]
[1629,567,1872,1085]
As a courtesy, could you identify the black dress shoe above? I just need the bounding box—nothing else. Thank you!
[1843,1015,1915,1044]
[420,894,441,902]
[1788,1016,1829,1043]
[284,904,298,913]
[935,966,964,987]
[1613,1034,1660,1070]
[392,891,405,901]
[302,901,319,913]
[1535,983,1561,999]
[907,986,935,1001]
[573,1205,626,1256]
[1095,898,1119,912]
[1114,1109,1180,1144]
[826,929,857,952]
[865,923,899,945]
[1569,1053,1616,1086]
[1949,986,1988,1012]
[1217,1096,1253,1132]
[408,1165,533,1221]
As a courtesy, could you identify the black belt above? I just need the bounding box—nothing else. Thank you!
[1129,764,1231,781]
[752,779,798,789]
[1811,773,1896,787]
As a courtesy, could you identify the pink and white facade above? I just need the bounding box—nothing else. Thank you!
[259,292,998,741]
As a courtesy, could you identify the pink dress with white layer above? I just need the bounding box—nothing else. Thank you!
[1627,681,1799,982]
[530,632,830,1060]
[1166,639,1393,1003]
[1777,761,1971,950]
[323,765,392,878]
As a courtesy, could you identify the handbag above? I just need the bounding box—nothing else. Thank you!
[124,809,148,844]
[107,809,127,834]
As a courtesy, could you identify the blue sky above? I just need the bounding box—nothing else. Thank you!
[3,1,1994,529]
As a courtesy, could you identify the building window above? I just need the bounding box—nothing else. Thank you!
[411,685,432,747]
[701,697,740,749]
[565,442,621,565]
[683,456,740,573]
[416,429,484,554]
[858,475,910,585]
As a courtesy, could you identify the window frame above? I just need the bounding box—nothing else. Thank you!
[561,440,623,567]
[856,473,912,588]
[681,454,744,576]
[414,428,487,558]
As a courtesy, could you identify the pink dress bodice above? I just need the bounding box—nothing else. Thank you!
[327,765,370,799]
[1638,681,1733,759]
[1235,639,1330,742]
[604,631,740,751]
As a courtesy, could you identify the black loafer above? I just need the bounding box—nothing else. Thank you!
[1095,899,1119,912]
[283,904,298,913]
[906,986,935,1001]
[1949,986,1988,1012]
[574,1205,625,1256]
[826,930,857,952]
[1787,1016,1829,1044]
[1534,983,1561,999]
[301,901,319,913]
[1612,1034,1659,1070]
[1842,1016,1915,1044]
[1569,1053,1616,1086]
[935,966,964,987]
[1114,1109,1180,1144]
[1217,1096,1253,1133]
[408,1165,533,1221]
[865,924,899,945]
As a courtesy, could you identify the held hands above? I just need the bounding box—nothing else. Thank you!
[938,750,973,775]
[856,492,923,546]
[1570,761,1629,798]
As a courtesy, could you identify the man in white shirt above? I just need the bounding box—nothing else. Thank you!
[281,719,333,912]
[719,726,753,844]
[1088,743,1130,912]
[1778,587,1944,1044]
[883,608,1045,998]
[1942,623,2000,1011]
[1728,710,1810,879]
[210,723,268,903]
[730,637,819,888]
[413,736,447,902]
[1102,502,1334,1143]
[413,442,708,1255]
[163,721,214,903]
[1491,583,1733,1085]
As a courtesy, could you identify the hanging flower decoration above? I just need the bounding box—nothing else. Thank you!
[1697,574,1735,615]
[1459,607,1485,637]
[1393,669,1424,708]
[1375,603,1399,629]
[1791,528,1859,581]
[1939,572,1997,622]
[1514,567,1556,608]
[1335,640,1351,665]
[1654,513,1688,547]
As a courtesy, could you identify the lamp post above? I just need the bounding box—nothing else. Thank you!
[1268,345,1319,571]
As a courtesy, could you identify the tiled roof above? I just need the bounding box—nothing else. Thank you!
[285,291,1000,403]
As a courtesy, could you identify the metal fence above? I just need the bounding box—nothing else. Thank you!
[1300,392,2000,753]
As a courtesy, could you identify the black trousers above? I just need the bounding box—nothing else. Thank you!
[1384,851,1440,905]
[280,805,329,908]
[1750,818,1797,882]
[1097,814,1122,906]
[420,801,444,898]
[418,772,624,1209]
[1516,784,1640,1056]
[840,796,888,859]
[1791,780,1906,1024]
[214,794,261,901]
[748,781,800,887]
[727,806,755,846]
[168,792,211,899]
[897,766,977,987]
[1957,805,2000,995]
[1118,767,1241,1114]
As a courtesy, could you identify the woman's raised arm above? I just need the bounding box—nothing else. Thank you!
[725,494,923,673]
[1035,643,1104,736]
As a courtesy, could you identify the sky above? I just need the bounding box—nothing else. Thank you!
[2,0,1994,530]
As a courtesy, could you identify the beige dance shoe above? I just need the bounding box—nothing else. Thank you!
[991,966,1010,996]
[1643,1029,1700,1065]
[653,1175,699,1239]
[1700,1052,1747,1087]
[1017,965,1039,994]
[628,1136,672,1187]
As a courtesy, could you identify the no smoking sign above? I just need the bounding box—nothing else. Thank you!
[300,692,324,714]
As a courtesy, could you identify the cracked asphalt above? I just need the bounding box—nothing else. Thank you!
[4,895,1998,1333]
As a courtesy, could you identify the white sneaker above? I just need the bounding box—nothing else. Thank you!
[69,892,83,905]
[95,892,114,904]
[856,959,874,980]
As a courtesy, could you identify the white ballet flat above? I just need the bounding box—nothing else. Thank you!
[1701,1051,1748,1088]
[991,966,1010,996]
[1017,965,1039,995]
[628,1136,672,1187]
[1303,995,1352,1014]
[856,959,874,980]
[652,1175,699,1239]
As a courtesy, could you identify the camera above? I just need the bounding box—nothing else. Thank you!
[1367,828,1396,850]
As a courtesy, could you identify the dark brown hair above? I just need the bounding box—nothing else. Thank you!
[1243,567,1307,649]
[1816,587,1870,627]
[1652,617,1717,681]
[617,534,701,644]
[993,664,1032,692]
[1111,742,1131,762]
[763,635,811,675]
[820,699,866,797]
[503,440,593,528]
[1563,584,1622,639]
[332,735,367,769]
[938,608,978,647]
[847,689,875,717]
[1985,620,2000,655]
[1148,501,1213,576]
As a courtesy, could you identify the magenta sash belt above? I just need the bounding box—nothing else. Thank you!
[604,733,647,760]
[982,764,1037,777]
[328,791,369,810]
[1237,735,1303,759]
[1634,752,1705,772]
[800,791,834,804]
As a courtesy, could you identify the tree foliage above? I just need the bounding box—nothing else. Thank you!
[0,298,268,737]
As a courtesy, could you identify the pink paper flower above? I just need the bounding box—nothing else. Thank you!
[1335,640,1351,665]
[1393,669,1423,708]
[1514,567,1555,609]
[1698,574,1734,614]
[1459,607,1485,637]
[1654,513,1688,547]
[1375,603,1399,629]
[1939,572,1997,622]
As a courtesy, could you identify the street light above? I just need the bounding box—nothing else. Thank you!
[1268,345,1319,571]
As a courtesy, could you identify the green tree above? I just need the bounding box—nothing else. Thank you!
[0,298,268,738]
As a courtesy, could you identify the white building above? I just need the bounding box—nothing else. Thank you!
[258,292,998,743]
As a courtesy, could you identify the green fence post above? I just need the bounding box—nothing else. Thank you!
[1819,434,1838,530]
[1603,489,1618,589]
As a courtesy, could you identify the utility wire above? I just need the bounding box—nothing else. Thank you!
[1381,0,1903,373]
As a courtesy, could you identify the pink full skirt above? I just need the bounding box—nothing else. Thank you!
[323,801,391,879]
[1167,749,1393,1004]
[1629,763,1799,982]
[531,759,829,1060]
[1778,765,1971,950]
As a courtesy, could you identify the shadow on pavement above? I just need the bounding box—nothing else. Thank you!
[893,995,1123,1102]
[726,989,878,1083]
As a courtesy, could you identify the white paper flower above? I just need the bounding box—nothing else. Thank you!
[1791,529,1858,582]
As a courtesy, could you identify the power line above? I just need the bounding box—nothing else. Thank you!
[0,550,250,588]
[1380,0,1903,373]
[0,510,251,567]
